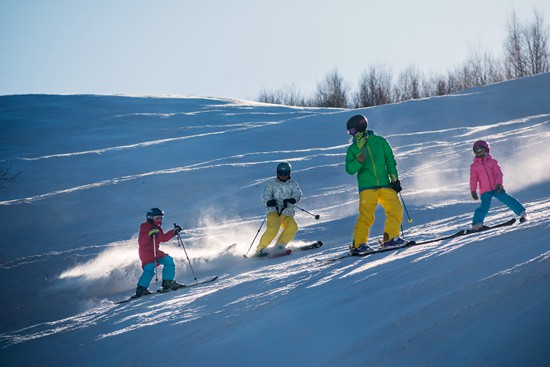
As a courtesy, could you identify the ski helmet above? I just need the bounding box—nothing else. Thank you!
[473,140,490,153]
[276,162,291,176]
[346,115,368,134]
[146,207,164,220]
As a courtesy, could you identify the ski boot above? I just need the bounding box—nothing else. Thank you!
[162,280,184,291]
[470,222,489,232]
[134,286,152,298]
[519,211,528,223]
[349,243,373,255]
[380,236,407,249]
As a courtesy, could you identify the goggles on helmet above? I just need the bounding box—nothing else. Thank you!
[473,146,485,154]
[348,127,359,136]
[153,215,163,221]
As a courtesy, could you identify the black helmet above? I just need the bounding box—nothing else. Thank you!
[276,162,291,176]
[346,115,368,133]
[146,208,164,220]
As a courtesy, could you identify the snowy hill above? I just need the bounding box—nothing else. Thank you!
[1,74,550,366]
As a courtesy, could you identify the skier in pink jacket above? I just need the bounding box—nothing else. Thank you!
[469,140,526,231]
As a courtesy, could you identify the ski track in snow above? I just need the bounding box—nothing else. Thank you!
[1,114,547,207]
[2,196,548,348]
[1,84,550,366]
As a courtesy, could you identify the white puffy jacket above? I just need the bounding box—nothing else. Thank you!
[261,177,302,216]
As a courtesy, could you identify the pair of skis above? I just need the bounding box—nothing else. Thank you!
[116,241,324,304]
[321,218,517,263]
[115,275,219,304]
[245,241,324,259]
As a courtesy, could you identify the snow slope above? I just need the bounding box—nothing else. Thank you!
[1,74,550,366]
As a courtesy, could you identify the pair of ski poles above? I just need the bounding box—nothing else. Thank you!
[241,192,412,256]
[244,204,321,257]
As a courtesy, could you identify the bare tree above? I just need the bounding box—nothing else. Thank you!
[395,64,424,102]
[523,9,550,75]
[257,88,284,104]
[504,10,528,78]
[504,9,549,78]
[311,69,349,108]
[282,84,307,106]
[257,84,307,106]
[0,166,21,192]
[354,65,394,107]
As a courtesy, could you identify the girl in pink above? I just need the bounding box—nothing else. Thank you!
[470,140,526,231]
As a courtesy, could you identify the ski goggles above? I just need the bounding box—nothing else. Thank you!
[153,215,163,221]
[347,127,359,136]
[473,146,485,153]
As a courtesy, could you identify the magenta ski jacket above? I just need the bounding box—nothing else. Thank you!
[138,221,175,267]
[469,154,503,194]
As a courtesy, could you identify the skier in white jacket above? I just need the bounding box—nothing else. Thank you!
[256,162,302,255]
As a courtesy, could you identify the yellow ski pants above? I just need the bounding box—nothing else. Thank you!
[256,212,298,252]
[353,188,403,247]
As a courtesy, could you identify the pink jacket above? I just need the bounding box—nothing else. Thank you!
[138,221,175,267]
[470,154,503,194]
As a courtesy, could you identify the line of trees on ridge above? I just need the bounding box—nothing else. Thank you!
[257,9,549,108]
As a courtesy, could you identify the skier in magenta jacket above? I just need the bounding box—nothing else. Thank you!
[469,140,526,231]
[135,208,184,297]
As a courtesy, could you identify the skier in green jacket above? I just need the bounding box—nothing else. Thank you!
[345,114,407,254]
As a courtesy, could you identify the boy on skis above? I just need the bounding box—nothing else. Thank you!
[255,162,302,256]
[345,114,406,254]
[135,208,184,297]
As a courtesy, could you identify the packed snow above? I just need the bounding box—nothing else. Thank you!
[1,74,550,366]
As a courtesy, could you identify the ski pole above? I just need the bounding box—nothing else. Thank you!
[174,224,198,283]
[244,215,267,257]
[152,235,159,282]
[294,205,320,220]
[399,192,412,223]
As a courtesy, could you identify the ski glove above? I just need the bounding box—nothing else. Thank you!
[391,180,402,193]
[173,224,183,235]
[283,198,297,205]
[149,228,159,237]
[266,199,278,207]
[495,184,503,194]
[471,191,479,200]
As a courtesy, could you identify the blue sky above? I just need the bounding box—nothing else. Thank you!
[1,0,549,100]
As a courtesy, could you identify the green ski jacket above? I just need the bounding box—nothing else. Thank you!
[345,130,398,191]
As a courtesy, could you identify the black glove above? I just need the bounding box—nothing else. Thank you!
[471,191,479,200]
[391,180,402,193]
[266,199,278,207]
[173,224,183,234]
[283,198,297,205]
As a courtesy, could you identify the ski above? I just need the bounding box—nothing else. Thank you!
[115,275,219,304]
[246,241,323,259]
[291,240,323,251]
[350,240,416,257]
[463,218,516,235]
[411,229,467,246]
[319,240,416,262]
[320,218,517,263]
[220,243,237,255]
